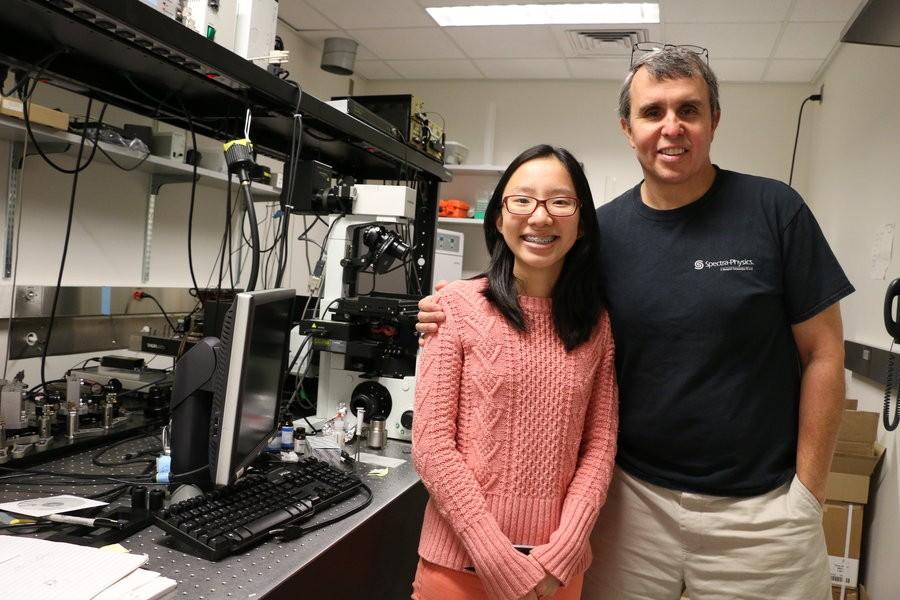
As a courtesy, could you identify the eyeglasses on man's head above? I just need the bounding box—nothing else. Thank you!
[630,42,709,67]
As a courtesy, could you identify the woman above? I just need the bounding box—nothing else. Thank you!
[411,144,618,600]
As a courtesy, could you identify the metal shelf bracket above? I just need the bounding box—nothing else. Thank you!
[142,173,196,283]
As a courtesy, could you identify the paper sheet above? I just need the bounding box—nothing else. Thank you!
[94,569,177,600]
[0,537,147,600]
[0,494,108,517]
[357,452,406,468]
[870,223,895,279]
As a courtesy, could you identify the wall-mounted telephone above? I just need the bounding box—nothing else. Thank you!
[884,278,900,431]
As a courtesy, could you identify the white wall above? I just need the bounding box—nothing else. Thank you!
[365,77,812,276]
[805,42,900,600]
[365,78,811,198]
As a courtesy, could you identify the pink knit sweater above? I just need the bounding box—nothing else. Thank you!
[412,278,618,600]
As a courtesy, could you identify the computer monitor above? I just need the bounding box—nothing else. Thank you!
[208,288,295,487]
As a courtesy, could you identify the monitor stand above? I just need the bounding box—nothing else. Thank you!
[168,337,220,489]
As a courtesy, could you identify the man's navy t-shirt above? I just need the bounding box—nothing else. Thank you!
[596,167,854,496]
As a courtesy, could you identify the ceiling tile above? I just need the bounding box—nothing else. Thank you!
[709,59,767,82]
[660,0,791,23]
[445,26,561,59]
[474,58,571,79]
[357,46,378,61]
[566,58,630,80]
[663,23,782,58]
[764,59,823,82]
[278,1,338,31]
[305,0,435,29]
[790,0,865,22]
[348,28,465,60]
[387,59,483,79]
[774,22,845,59]
[353,60,403,80]
[279,0,865,82]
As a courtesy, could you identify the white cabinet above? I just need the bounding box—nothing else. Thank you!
[436,164,504,278]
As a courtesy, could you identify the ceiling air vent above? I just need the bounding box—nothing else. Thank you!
[565,29,649,57]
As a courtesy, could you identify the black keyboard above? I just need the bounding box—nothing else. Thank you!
[154,456,362,560]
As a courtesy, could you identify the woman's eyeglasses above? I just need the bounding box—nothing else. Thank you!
[630,42,709,67]
[502,195,581,217]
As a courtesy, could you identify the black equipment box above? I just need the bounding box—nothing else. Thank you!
[332,94,444,161]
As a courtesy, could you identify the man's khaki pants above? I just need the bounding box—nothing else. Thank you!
[582,467,831,600]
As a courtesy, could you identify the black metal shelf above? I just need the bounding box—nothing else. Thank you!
[0,0,451,181]
[0,0,447,291]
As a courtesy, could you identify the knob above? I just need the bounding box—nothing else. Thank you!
[400,410,413,430]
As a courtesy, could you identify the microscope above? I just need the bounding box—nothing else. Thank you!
[300,179,422,442]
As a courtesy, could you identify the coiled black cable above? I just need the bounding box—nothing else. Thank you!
[884,347,898,431]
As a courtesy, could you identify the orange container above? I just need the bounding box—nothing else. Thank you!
[439,198,470,218]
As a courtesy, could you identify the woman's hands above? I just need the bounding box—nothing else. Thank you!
[415,280,448,346]
[518,571,562,599]
[533,572,562,598]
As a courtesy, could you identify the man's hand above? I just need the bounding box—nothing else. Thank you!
[415,280,448,346]
[519,592,539,600]
[534,572,562,598]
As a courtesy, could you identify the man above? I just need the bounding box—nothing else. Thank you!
[416,47,853,600]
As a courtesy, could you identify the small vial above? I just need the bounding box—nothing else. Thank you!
[332,413,345,449]
[280,420,294,450]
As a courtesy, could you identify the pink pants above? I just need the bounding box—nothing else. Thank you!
[412,558,584,600]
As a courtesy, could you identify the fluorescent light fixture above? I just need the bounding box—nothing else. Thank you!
[426,3,659,27]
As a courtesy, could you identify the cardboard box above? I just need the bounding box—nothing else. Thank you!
[826,444,885,504]
[832,584,868,600]
[831,445,884,476]
[823,502,863,588]
[835,439,875,456]
[0,95,69,131]
[831,588,857,600]
[826,472,870,504]
[838,410,879,443]
[844,399,858,410]
[831,587,858,600]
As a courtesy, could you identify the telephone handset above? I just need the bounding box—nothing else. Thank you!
[884,278,900,431]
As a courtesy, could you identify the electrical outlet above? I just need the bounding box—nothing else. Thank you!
[814,84,824,103]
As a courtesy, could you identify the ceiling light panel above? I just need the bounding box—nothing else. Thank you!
[427,3,660,26]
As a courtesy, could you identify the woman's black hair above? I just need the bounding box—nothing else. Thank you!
[481,144,604,351]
